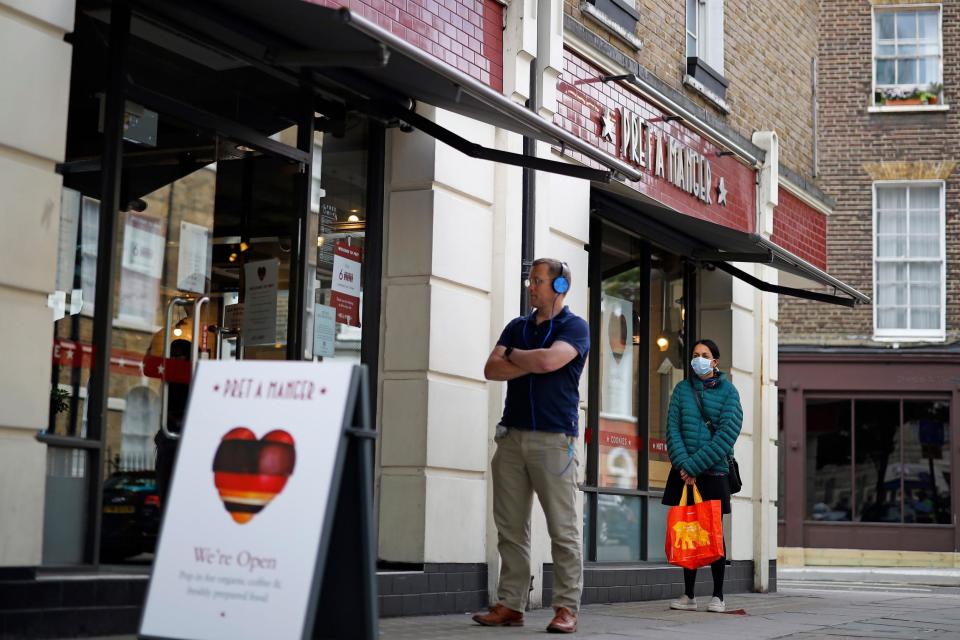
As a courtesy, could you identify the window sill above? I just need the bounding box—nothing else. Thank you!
[868,104,950,114]
[579,1,643,51]
[682,74,730,113]
[871,333,947,344]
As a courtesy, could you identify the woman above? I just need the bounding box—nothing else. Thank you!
[662,339,743,613]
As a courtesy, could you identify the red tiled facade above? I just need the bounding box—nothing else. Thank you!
[772,189,827,271]
[556,49,756,234]
[307,0,503,90]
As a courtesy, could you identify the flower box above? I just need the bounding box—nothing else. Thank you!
[885,97,923,106]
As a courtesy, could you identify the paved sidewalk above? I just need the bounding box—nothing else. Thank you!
[779,565,960,587]
[380,586,960,639]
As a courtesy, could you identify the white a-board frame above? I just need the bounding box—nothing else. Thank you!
[139,362,377,640]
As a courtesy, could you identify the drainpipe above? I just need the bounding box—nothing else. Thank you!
[751,130,779,593]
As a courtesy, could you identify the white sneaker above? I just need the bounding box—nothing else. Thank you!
[669,595,697,611]
[707,597,726,612]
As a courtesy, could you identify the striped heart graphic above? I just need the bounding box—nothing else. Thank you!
[212,428,296,524]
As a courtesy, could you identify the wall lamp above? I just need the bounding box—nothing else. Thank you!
[715,150,735,157]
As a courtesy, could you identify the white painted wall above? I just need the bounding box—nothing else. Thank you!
[378,106,499,564]
[0,0,75,566]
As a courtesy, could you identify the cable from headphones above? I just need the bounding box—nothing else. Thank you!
[520,278,575,477]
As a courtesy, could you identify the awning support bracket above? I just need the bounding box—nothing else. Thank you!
[710,261,858,308]
[377,102,612,182]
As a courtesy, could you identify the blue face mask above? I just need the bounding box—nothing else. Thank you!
[691,356,714,377]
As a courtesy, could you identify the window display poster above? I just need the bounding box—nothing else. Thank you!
[600,294,634,418]
[330,242,362,327]
[242,259,279,346]
[598,416,639,489]
[56,188,81,293]
[177,220,212,294]
[118,213,165,326]
[313,304,336,357]
[139,360,354,640]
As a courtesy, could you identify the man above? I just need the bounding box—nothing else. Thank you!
[473,258,590,634]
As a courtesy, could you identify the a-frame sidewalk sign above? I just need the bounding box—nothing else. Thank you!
[140,361,378,640]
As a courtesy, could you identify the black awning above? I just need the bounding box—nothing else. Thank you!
[593,188,870,308]
[130,0,642,182]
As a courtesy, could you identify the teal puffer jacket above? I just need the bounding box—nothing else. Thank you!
[665,372,743,477]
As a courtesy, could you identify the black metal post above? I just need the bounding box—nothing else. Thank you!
[360,121,386,426]
[585,216,601,562]
[288,74,316,360]
[85,0,130,565]
[520,61,537,314]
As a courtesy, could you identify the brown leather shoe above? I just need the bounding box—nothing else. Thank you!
[546,607,577,633]
[472,603,524,627]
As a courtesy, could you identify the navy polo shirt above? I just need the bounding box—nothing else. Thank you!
[496,306,590,436]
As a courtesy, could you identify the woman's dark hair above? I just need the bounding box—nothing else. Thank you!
[692,338,720,360]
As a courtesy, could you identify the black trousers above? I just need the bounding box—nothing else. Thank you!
[682,542,726,599]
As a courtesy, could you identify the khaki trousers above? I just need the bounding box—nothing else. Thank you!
[491,428,582,613]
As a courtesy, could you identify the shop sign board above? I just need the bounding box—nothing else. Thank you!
[140,360,375,640]
[330,242,362,327]
[557,51,756,233]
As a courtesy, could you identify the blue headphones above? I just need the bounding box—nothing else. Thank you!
[552,262,571,295]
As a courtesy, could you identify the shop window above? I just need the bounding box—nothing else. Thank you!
[853,400,901,522]
[597,494,641,561]
[685,0,728,102]
[777,393,784,521]
[806,399,853,521]
[805,396,951,525]
[873,6,943,107]
[873,183,944,340]
[902,401,951,524]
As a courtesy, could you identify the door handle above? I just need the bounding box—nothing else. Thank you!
[191,296,210,374]
[160,297,192,441]
[212,325,243,360]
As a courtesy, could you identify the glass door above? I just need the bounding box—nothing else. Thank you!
[585,219,691,563]
[47,113,304,565]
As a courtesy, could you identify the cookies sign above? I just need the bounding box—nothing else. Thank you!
[140,360,364,640]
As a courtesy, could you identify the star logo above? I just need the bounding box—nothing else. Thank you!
[600,109,615,142]
[717,176,728,206]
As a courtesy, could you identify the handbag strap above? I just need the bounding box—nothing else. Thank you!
[688,378,734,463]
[688,378,715,434]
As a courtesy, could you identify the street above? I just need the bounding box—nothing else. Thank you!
[380,583,960,639]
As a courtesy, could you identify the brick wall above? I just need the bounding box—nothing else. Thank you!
[309,0,503,90]
[779,0,960,346]
[772,189,827,271]
[564,0,818,183]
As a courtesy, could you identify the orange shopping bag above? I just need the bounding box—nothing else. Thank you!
[664,483,724,570]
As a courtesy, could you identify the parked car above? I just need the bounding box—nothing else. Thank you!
[100,470,161,562]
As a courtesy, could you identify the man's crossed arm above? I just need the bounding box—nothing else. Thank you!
[483,342,579,381]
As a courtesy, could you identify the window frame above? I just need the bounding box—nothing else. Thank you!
[871,180,946,341]
[871,4,944,108]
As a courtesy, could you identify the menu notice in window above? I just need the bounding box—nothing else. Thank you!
[330,242,362,327]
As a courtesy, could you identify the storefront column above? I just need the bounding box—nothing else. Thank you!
[377,106,498,564]
[751,131,780,592]
[0,0,75,566]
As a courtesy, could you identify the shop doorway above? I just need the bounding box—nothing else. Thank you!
[43,4,384,567]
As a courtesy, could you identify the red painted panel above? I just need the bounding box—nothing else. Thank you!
[773,188,828,270]
[304,0,502,91]
[557,49,756,234]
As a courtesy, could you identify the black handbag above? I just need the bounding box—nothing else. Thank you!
[688,378,742,494]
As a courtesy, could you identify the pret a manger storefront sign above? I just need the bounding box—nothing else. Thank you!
[558,51,755,232]
[140,360,355,640]
[607,107,729,207]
